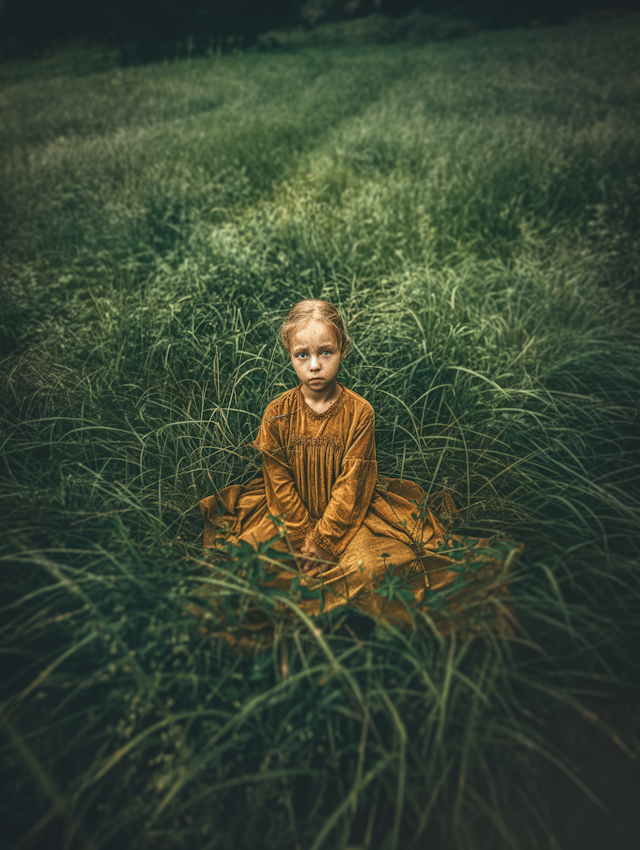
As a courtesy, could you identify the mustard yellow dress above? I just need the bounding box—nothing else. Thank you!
[200,384,513,631]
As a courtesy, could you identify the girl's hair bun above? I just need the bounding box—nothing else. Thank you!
[279,300,350,355]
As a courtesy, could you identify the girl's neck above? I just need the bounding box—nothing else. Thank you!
[300,380,343,415]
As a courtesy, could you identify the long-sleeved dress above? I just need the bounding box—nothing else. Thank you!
[200,384,514,631]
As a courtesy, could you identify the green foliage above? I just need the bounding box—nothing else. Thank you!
[257,12,476,51]
[1,17,640,850]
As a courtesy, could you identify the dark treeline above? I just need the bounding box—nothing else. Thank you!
[0,0,635,58]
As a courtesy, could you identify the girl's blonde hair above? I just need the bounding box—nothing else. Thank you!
[279,299,350,355]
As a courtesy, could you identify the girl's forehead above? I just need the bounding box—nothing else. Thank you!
[290,319,338,347]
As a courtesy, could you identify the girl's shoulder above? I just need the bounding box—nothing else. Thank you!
[341,385,374,420]
[262,386,300,420]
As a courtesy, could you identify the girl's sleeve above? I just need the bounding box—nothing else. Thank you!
[254,411,314,547]
[311,412,377,558]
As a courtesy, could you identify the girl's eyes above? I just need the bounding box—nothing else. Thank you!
[295,350,333,359]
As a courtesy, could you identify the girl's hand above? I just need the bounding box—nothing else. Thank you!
[297,538,335,577]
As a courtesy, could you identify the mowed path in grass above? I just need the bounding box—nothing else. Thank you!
[2,21,639,274]
[1,18,640,850]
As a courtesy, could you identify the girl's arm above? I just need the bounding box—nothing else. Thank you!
[309,412,377,559]
[255,412,314,548]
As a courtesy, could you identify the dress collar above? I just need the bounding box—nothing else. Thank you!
[297,383,346,421]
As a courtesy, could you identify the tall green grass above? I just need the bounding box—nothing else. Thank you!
[1,18,640,850]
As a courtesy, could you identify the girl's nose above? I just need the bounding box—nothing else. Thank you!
[309,355,320,370]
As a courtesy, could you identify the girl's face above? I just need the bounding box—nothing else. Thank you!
[289,319,345,393]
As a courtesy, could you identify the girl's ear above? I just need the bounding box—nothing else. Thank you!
[341,339,350,358]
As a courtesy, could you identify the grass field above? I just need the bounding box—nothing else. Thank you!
[1,16,640,850]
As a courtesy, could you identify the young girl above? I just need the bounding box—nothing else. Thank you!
[200,299,512,629]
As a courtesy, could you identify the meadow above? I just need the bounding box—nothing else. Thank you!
[1,17,640,850]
